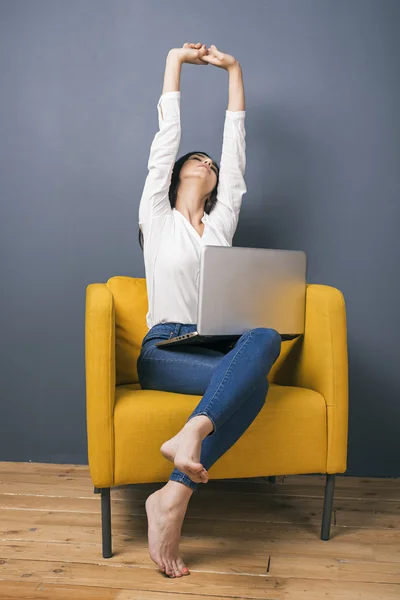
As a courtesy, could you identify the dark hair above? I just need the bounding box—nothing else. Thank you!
[138,151,220,251]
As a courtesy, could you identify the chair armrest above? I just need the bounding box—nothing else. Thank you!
[274,284,349,473]
[85,283,115,487]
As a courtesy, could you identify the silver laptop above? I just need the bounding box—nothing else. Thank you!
[156,245,307,348]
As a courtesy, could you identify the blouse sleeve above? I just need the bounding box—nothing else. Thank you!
[206,110,247,244]
[138,91,182,226]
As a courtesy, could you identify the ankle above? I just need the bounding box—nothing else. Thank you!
[183,415,214,438]
[160,480,193,509]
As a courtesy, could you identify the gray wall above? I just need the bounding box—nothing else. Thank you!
[1,0,399,476]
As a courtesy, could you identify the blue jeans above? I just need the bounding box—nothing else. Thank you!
[137,322,282,493]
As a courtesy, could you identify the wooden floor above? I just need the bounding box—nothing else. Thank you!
[0,463,399,599]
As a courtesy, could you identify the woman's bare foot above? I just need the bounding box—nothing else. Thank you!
[145,482,192,578]
[160,431,181,463]
[160,425,209,484]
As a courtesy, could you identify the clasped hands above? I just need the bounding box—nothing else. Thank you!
[171,42,238,71]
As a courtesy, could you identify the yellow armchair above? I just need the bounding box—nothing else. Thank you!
[85,277,348,558]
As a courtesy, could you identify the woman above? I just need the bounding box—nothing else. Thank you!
[137,43,282,579]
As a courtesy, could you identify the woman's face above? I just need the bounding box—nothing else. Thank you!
[180,154,218,191]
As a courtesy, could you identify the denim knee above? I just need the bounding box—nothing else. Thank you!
[251,327,282,362]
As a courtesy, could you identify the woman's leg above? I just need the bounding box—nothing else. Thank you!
[169,378,269,491]
[138,325,282,491]
[139,325,230,577]
[168,328,281,491]
[139,324,281,578]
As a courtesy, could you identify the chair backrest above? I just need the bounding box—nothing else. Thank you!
[107,275,297,386]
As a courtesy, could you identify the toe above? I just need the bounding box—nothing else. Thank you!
[173,560,183,576]
[177,557,190,575]
[200,469,209,483]
[172,561,182,577]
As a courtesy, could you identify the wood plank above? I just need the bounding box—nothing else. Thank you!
[1,535,400,579]
[1,511,400,574]
[2,488,399,521]
[285,474,400,490]
[0,463,90,478]
[1,532,400,566]
[0,581,118,599]
[0,558,278,598]
[1,491,399,533]
[268,553,400,584]
[1,462,399,487]
[1,510,400,544]
[0,581,243,600]
[1,574,400,600]
[1,557,400,599]
[0,537,268,577]
[1,466,399,490]
[2,478,400,502]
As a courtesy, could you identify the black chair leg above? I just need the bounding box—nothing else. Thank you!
[100,487,112,558]
[321,474,335,540]
[94,487,101,494]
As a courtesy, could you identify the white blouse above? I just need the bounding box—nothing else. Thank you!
[138,90,247,330]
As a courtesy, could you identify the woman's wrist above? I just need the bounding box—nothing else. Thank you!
[227,60,241,73]
[168,49,184,64]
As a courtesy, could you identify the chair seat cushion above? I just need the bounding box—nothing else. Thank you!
[113,383,327,485]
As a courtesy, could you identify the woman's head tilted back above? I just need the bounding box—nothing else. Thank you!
[138,151,220,251]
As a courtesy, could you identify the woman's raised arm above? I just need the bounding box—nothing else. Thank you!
[138,44,210,228]
[206,59,247,244]
[138,51,184,227]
